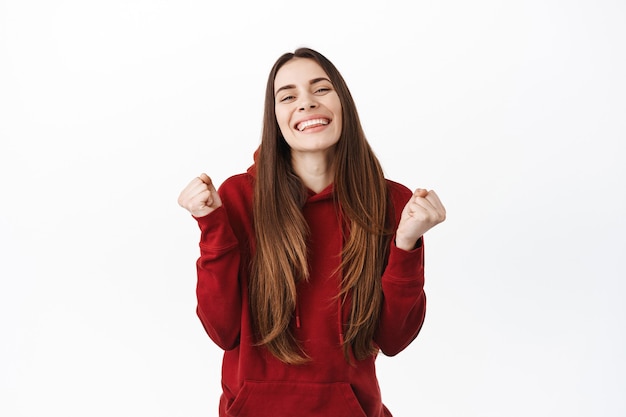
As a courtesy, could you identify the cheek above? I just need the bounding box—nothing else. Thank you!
[332,102,343,128]
[277,121,291,138]
[275,109,290,130]
[276,119,292,140]
[334,111,343,134]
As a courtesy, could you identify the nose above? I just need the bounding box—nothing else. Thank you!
[298,95,318,111]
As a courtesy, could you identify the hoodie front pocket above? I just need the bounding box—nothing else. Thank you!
[227,380,368,417]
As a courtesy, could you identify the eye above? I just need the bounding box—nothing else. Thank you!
[314,87,331,94]
[279,95,295,103]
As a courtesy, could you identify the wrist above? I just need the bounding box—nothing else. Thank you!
[395,235,421,251]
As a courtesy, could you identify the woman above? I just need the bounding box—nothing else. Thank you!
[178,48,446,417]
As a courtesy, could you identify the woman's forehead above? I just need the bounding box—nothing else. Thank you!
[274,58,329,88]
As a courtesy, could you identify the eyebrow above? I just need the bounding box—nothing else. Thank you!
[275,77,332,95]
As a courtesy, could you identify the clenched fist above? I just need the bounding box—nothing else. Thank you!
[177,173,223,217]
[395,188,446,251]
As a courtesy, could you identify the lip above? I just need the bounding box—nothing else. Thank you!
[293,114,331,131]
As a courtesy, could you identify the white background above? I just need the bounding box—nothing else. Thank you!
[1,0,625,416]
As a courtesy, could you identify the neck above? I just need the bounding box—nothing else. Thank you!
[291,150,335,194]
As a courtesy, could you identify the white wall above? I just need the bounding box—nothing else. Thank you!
[1,1,624,416]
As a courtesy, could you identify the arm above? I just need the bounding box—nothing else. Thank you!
[374,239,426,356]
[374,183,445,356]
[179,174,242,350]
[195,208,242,350]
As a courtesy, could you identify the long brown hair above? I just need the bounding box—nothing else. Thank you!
[251,48,392,364]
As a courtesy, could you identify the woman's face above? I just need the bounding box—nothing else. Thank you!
[274,58,343,157]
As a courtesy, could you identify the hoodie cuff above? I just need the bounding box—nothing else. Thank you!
[385,237,425,282]
[194,206,239,251]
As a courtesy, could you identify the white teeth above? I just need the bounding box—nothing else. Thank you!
[297,118,329,131]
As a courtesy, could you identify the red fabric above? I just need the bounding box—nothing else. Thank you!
[194,166,426,417]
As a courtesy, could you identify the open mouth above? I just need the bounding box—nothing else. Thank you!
[296,118,330,131]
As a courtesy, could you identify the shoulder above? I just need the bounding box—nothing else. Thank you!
[217,172,255,209]
[385,179,412,203]
[385,179,412,224]
[219,172,255,194]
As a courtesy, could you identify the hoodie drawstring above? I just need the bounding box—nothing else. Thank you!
[295,302,301,328]
[337,296,344,345]
[337,204,347,347]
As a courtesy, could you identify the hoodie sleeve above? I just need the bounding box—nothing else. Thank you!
[374,239,426,356]
[194,206,242,351]
[373,180,427,356]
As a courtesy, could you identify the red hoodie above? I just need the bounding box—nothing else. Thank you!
[194,165,426,417]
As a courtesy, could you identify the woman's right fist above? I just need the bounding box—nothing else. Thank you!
[177,173,223,217]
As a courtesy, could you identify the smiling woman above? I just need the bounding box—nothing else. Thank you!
[273,57,344,192]
[177,47,446,417]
